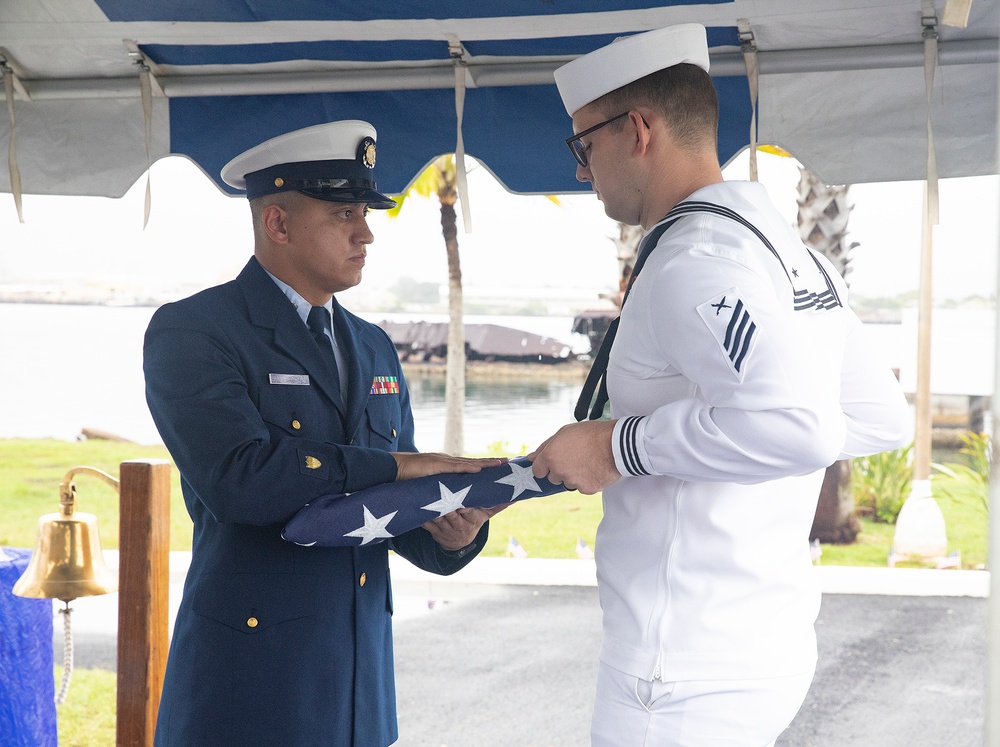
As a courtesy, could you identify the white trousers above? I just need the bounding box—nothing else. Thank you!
[590,660,816,747]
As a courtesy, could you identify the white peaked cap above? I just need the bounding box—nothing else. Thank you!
[220,119,396,208]
[221,120,377,190]
[554,24,710,117]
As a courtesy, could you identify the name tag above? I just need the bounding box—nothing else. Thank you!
[270,373,310,386]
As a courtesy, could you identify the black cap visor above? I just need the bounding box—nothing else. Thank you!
[297,183,397,210]
[244,160,397,209]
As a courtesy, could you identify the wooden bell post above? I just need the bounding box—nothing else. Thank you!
[116,459,171,747]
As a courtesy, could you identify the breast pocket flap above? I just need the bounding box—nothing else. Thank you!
[192,572,316,633]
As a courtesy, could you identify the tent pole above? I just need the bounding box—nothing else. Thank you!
[892,186,948,558]
[892,12,948,560]
[9,39,997,101]
[988,210,1000,747]
[986,43,1000,747]
[913,184,934,486]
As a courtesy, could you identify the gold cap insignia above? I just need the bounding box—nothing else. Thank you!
[358,137,376,169]
[305,456,322,469]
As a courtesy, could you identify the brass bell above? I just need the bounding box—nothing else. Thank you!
[14,467,119,602]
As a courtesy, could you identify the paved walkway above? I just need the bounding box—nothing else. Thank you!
[387,554,991,597]
[389,557,988,746]
[58,554,989,746]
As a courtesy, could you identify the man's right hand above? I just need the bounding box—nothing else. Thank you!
[527,419,620,495]
[391,452,506,481]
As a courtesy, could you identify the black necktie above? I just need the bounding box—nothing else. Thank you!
[307,305,342,394]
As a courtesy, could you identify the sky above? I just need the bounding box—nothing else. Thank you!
[0,150,997,305]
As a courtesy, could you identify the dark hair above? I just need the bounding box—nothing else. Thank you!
[595,63,719,153]
[249,191,301,239]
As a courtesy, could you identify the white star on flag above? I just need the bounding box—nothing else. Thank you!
[494,461,542,501]
[421,483,472,517]
[344,505,397,545]
[283,456,568,548]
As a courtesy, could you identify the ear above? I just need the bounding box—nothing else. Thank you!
[630,110,652,157]
[261,203,291,245]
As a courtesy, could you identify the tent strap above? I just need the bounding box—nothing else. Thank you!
[449,38,472,233]
[126,41,159,230]
[738,20,759,182]
[922,1,940,226]
[138,63,154,229]
[2,63,23,223]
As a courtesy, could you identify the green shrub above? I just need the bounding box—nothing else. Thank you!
[933,431,990,518]
[851,443,913,524]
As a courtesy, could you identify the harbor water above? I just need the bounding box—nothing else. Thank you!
[0,303,587,454]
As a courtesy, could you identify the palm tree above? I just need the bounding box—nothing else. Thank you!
[795,166,858,283]
[794,164,862,544]
[387,155,465,455]
[579,222,643,354]
[608,222,645,310]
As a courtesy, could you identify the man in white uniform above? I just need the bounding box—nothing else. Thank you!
[528,24,911,747]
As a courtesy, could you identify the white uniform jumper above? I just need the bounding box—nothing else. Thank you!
[601,181,910,684]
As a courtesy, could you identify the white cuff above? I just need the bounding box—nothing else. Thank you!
[612,416,652,476]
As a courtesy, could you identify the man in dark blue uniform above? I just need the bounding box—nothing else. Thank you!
[144,120,500,746]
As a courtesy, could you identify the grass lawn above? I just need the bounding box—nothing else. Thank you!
[0,438,192,552]
[55,668,116,747]
[481,489,602,558]
[828,492,989,569]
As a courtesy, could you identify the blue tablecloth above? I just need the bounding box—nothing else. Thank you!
[0,547,56,747]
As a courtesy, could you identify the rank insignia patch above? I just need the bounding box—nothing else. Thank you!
[697,288,757,379]
[370,376,399,395]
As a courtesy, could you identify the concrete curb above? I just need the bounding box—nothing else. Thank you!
[814,564,989,597]
[98,551,989,598]
[388,555,990,598]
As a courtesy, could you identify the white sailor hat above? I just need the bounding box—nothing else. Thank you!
[554,24,710,117]
[220,120,396,209]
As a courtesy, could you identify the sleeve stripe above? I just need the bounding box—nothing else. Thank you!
[732,321,756,372]
[723,299,745,347]
[619,416,651,476]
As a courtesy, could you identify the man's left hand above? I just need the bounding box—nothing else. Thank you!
[422,505,507,551]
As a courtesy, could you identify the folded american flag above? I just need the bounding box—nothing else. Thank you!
[282,456,566,547]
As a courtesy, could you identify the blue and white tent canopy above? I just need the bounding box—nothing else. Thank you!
[0,0,996,199]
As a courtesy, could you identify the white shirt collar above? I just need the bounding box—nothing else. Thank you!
[263,268,332,327]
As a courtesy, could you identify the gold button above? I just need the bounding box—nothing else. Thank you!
[292,419,301,430]
[359,573,366,587]
[391,427,397,438]
[247,617,258,628]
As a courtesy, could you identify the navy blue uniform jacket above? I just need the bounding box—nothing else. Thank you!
[144,257,486,746]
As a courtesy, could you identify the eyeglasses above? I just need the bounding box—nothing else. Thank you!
[565,112,629,168]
